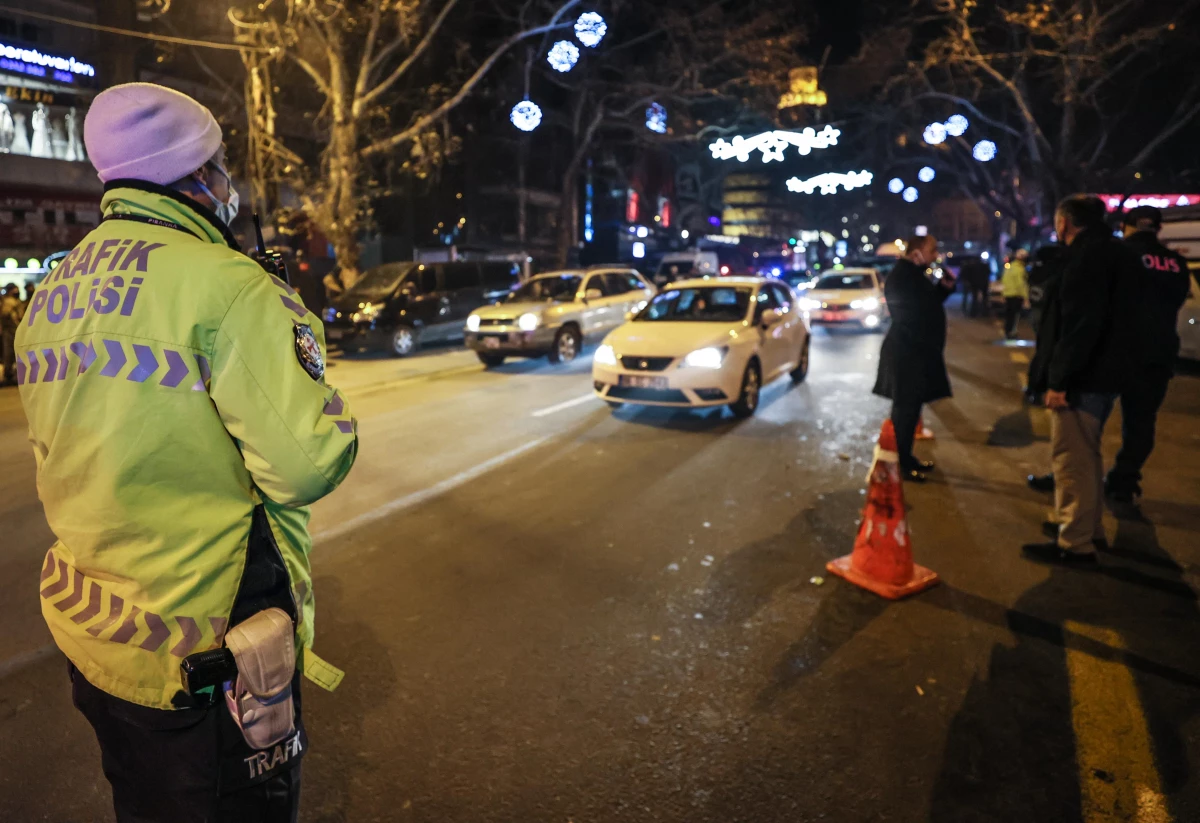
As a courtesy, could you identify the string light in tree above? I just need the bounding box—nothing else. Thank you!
[918,166,936,183]
[510,100,543,132]
[888,178,905,194]
[546,40,579,73]
[973,139,998,162]
[708,125,842,163]
[923,122,948,145]
[574,12,607,47]
[645,103,667,134]
[786,170,874,195]
[945,114,969,137]
[903,187,919,203]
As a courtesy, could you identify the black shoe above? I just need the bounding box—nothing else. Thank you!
[901,468,928,483]
[1021,542,1099,567]
[1042,521,1060,540]
[1027,473,1055,493]
[914,459,935,472]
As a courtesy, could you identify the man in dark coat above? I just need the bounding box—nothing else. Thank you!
[1104,206,1193,504]
[1022,195,1141,566]
[958,255,991,317]
[873,234,955,482]
[1024,244,1068,491]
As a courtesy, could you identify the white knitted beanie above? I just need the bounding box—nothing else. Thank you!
[84,82,223,186]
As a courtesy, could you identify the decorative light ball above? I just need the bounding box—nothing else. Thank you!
[645,102,667,134]
[945,114,969,137]
[574,12,607,48]
[546,40,580,73]
[923,122,947,145]
[973,139,997,162]
[903,187,919,203]
[510,100,543,132]
[888,177,905,194]
[918,166,936,183]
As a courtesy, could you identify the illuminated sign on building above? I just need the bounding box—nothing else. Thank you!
[0,42,95,84]
[1099,194,1198,210]
[778,67,828,109]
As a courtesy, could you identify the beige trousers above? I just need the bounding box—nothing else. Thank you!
[1051,407,1106,551]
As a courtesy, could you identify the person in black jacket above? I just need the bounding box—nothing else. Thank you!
[1024,244,1068,491]
[959,255,991,317]
[873,234,956,482]
[1022,195,1141,566]
[1104,206,1192,503]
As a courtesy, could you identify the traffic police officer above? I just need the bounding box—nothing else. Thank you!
[17,83,358,820]
[1105,205,1192,503]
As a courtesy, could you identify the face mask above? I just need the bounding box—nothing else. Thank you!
[198,163,240,226]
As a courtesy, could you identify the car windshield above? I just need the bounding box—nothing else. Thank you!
[507,275,581,302]
[343,263,412,302]
[636,287,752,322]
[657,260,696,277]
[813,273,873,291]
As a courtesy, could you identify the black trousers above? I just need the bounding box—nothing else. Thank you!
[1,327,15,385]
[71,665,302,823]
[1107,367,1173,494]
[1003,297,1023,337]
[891,400,923,469]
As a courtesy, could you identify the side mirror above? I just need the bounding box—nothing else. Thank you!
[585,288,603,301]
[761,308,782,328]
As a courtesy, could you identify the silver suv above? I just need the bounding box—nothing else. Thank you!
[465,268,655,366]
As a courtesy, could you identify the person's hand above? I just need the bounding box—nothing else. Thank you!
[1044,390,1069,410]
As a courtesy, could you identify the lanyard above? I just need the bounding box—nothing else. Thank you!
[102,213,201,240]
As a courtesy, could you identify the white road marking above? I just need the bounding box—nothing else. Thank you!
[531,393,599,418]
[312,436,553,544]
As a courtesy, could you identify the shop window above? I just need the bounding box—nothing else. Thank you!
[44,210,56,225]
[12,210,25,225]
[20,23,39,44]
[0,18,15,38]
[64,212,77,226]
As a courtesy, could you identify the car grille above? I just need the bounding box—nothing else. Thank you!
[479,318,512,327]
[620,356,674,372]
[608,386,689,403]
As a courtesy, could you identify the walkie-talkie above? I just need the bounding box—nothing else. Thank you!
[250,213,290,285]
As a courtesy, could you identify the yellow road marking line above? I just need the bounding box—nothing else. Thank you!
[1010,351,1031,364]
[1065,620,1172,822]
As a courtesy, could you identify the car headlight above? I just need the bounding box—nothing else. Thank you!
[361,301,383,319]
[518,312,540,331]
[682,346,727,369]
[466,314,481,332]
[849,297,880,311]
[594,344,618,366]
[798,298,821,311]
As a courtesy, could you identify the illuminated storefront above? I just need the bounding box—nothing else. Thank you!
[0,37,100,271]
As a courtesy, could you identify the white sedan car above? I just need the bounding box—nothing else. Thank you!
[797,268,887,331]
[592,277,810,417]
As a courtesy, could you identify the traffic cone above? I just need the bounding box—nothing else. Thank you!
[915,417,935,440]
[826,420,940,600]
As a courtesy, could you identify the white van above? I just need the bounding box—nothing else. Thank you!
[654,251,720,285]
[1160,212,1200,360]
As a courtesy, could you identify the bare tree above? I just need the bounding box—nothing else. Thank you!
[515,1,804,264]
[230,0,578,283]
[874,0,1200,232]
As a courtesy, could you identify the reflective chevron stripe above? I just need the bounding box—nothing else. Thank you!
[171,616,202,657]
[26,350,40,383]
[127,344,159,383]
[86,593,125,638]
[52,568,86,612]
[14,355,25,385]
[107,606,142,644]
[71,582,103,625]
[40,557,70,597]
[139,611,171,652]
[280,295,308,318]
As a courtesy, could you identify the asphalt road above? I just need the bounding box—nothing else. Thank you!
[2,302,1200,822]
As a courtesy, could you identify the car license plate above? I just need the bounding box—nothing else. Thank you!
[326,328,344,341]
[619,375,668,389]
[820,311,847,321]
[484,336,501,349]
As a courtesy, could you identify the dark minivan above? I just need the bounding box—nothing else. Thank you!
[323,261,520,356]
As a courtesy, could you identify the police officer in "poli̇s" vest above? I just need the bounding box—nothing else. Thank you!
[1104,205,1192,504]
[15,82,358,821]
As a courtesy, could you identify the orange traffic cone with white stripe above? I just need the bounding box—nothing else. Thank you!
[915,416,935,440]
[826,420,940,599]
